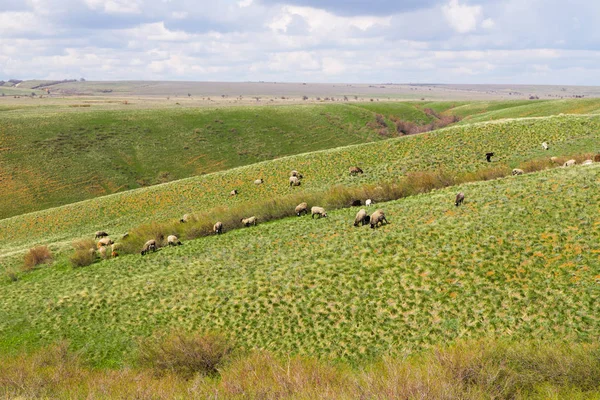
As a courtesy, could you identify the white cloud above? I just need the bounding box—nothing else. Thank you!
[238,0,253,7]
[442,0,482,33]
[481,18,495,29]
[85,0,143,14]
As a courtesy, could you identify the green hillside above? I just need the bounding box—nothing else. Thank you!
[1,114,598,263]
[2,98,600,220]
[0,104,394,218]
[1,164,598,367]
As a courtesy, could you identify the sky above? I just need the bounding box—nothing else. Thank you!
[0,0,599,84]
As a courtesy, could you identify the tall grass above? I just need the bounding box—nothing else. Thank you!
[1,338,599,399]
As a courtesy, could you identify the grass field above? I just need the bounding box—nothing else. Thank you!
[2,98,600,220]
[1,164,598,368]
[1,113,598,265]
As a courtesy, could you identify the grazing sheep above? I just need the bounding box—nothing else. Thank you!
[95,231,108,239]
[97,237,114,248]
[254,178,264,185]
[311,206,327,219]
[111,244,120,258]
[550,156,559,164]
[369,209,388,229]
[167,235,182,246]
[351,199,362,207]
[455,192,465,207]
[180,214,191,223]
[230,189,238,196]
[354,209,370,227]
[594,154,600,162]
[485,152,494,162]
[122,232,129,240]
[512,168,524,176]
[542,142,549,150]
[349,166,364,175]
[141,240,157,256]
[111,251,118,258]
[241,216,257,227]
[289,176,301,186]
[365,199,374,207]
[582,159,593,165]
[290,170,303,179]
[214,221,223,234]
[295,202,308,216]
[563,159,576,167]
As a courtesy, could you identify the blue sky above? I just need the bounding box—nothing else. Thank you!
[0,0,598,84]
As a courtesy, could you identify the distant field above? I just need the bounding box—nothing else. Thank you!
[1,164,597,367]
[1,114,598,264]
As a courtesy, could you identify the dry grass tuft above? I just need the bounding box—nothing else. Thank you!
[22,245,53,271]
[136,330,235,378]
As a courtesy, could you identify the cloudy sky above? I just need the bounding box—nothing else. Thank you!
[1,0,598,84]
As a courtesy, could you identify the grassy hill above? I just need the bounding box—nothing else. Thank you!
[1,164,598,367]
[2,98,600,220]
[0,104,391,218]
[1,113,598,264]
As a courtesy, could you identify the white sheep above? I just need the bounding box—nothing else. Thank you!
[295,202,308,216]
[542,142,549,150]
[254,179,264,185]
[365,199,374,207]
[141,240,157,256]
[582,159,593,165]
[167,235,182,246]
[311,206,327,219]
[354,209,370,226]
[563,159,576,167]
[241,216,257,227]
[214,221,223,234]
[512,168,524,176]
[369,209,388,229]
[97,237,114,248]
[289,176,301,186]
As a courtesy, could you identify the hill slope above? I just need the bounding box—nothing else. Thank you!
[0,104,392,218]
[1,164,598,366]
[1,114,598,262]
[2,98,600,219]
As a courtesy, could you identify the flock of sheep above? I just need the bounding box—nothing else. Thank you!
[92,143,598,257]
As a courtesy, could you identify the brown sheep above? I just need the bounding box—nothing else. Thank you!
[289,176,301,186]
[95,231,108,239]
[214,221,223,234]
[369,209,388,229]
[311,206,327,219]
[354,209,370,227]
[167,235,182,246]
[455,192,465,207]
[97,237,114,248]
[349,166,363,175]
[594,154,600,162]
[351,199,362,207]
[295,202,308,216]
[141,240,157,256]
[241,216,257,227]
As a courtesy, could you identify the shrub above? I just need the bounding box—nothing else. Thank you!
[22,246,53,271]
[70,250,96,268]
[137,331,234,377]
[4,267,18,283]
